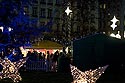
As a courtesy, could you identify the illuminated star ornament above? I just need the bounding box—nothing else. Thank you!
[65,7,72,16]
[0,57,28,82]
[110,16,119,30]
[70,65,108,83]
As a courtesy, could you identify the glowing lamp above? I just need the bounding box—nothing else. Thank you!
[0,26,4,32]
[8,27,13,32]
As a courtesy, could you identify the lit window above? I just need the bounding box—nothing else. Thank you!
[103,4,106,9]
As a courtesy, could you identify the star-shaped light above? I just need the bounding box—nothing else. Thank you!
[70,65,108,83]
[65,7,72,16]
[110,33,116,38]
[0,57,28,82]
[110,31,121,39]
[110,16,119,30]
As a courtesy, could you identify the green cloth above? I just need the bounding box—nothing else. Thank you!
[73,34,124,70]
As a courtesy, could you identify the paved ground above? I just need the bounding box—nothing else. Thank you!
[0,70,124,83]
[0,65,125,83]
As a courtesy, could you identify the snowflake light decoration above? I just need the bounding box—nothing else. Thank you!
[110,16,119,30]
[70,65,108,83]
[65,7,72,16]
[0,57,28,82]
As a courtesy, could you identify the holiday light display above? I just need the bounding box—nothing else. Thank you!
[70,65,108,83]
[0,57,28,82]
[0,26,4,32]
[110,16,121,39]
[110,31,121,39]
[65,7,72,16]
[64,3,72,46]
[110,16,119,30]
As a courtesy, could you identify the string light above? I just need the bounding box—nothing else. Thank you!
[70,65,108,83]
[0,57,28,82]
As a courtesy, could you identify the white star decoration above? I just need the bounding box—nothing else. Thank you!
[110,31,121,39]
[65,7,72,16]
[70,65,108,83]
[110,16,119,30]
[0,57,28,82]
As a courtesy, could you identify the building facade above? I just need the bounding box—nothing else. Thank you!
[99,0,125,37]
[24,0,99,40]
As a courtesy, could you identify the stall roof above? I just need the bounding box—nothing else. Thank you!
[73,33,124,70]
[25,40,63,49]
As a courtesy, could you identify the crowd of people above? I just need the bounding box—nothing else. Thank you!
[0,46,72,72]
[26,47,72,72]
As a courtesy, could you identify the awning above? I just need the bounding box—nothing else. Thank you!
[25,40,63,49]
